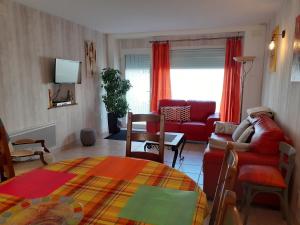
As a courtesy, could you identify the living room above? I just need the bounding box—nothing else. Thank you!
[0,0,299,225]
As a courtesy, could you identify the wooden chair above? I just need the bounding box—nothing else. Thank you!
[209,142,238,225]
[215,190,242,225]
[126,112,165,163]
[0,118,50,181]
[238,142,296,225]
[0,118,15,181]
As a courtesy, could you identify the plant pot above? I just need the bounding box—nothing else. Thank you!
[107,112,120,134]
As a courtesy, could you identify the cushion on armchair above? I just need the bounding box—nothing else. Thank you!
[232,119,251,141]
[208,138,250,151]
[215,121,238,135]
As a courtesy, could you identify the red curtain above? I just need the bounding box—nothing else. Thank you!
[150,42,171,112]
[220,38,242,123]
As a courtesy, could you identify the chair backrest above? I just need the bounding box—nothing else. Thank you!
[215,190,242,225]
[209,142,238,225]
[0,118,15,179]
[126,112,165,163]
[279,142,296,185]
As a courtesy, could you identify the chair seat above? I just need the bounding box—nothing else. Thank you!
[10,149,36,157]
[238,165,287,188]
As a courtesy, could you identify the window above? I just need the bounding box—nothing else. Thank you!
[170,48,225,111]
[125,54,151,114]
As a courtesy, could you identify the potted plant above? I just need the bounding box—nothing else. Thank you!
[101,68,131,134]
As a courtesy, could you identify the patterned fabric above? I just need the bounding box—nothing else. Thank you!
[214,122,238,134]
[239,165,287,188]
[180,106,191,122]
[0,156,208,225]
[161,106,191,122]
[237,125,254,143]
[161,106,181,121]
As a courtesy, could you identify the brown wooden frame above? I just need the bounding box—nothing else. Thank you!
[126,112,165,163]
[209,142,238,225]
[215,190,242,225]
[0,119,15,180]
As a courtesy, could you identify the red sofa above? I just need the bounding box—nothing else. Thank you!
[203,115,289,205]
[146,99,220,141]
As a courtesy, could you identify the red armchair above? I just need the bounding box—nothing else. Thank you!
[203,115,289,205]
[146,99,220,142]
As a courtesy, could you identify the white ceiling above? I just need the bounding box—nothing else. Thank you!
[13,0,283,34]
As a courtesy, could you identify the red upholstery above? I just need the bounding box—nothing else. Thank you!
[250,116,285,155]
[165,121,182,132]
[147,99,219,141]
[239,165,287,188]
[186,101,216,122]
[203,114,287,206]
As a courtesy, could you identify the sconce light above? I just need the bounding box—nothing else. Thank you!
[268,30,286,50]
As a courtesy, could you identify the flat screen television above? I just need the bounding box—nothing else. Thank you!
[55,58,81,84]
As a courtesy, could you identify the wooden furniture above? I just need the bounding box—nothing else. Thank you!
[0,156,208,225]
[0,118,15,181]
[209,142,238,225]
[126,112,165,163]
[238,142,296,225]
[0,118,50,182]
[144,132,185,168]
[215,190,242,225]
[10,138,50,165]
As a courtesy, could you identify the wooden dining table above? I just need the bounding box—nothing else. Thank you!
[0,156,208,225]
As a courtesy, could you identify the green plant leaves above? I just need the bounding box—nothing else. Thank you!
[101,68,131,118]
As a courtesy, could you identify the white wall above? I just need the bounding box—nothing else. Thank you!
[108,25,267,117]
[261,0,300,223]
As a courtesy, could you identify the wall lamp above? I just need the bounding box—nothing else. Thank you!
[268,30,286,50]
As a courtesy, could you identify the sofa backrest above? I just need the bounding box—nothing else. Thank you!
[186,101,216,122]
[250,115,285,155]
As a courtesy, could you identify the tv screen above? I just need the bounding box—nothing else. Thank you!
[55,58,81,84]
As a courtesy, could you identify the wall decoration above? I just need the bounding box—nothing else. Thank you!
[269,26,279,72]
[85,41,97,76]
[291,15,300,82]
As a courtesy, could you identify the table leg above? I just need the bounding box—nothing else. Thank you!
[179,138,186,161]
[171,146,178,168]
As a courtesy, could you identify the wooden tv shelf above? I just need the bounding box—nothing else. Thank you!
[48,102,78,110]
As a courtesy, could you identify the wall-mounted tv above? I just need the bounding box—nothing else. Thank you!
[55,58,81,84]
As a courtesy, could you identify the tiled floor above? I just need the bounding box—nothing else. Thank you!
[13,134,288,225]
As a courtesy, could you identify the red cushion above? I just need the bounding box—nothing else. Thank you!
[204,148,279,166]
[186,101,216,122]
[250,115,285,155]
[181,121,206,136]
[165,121,181,132]
[239,165,287,188]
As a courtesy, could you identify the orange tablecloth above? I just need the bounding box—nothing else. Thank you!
[0,156,208,224]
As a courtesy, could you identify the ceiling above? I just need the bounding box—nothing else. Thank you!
[13,0,283,34]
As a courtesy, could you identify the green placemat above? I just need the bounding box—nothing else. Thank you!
[119,185,198,225]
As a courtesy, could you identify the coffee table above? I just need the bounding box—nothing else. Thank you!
[144,132,186,168]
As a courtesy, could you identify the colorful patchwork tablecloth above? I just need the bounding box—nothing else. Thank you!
[0,156,208,225]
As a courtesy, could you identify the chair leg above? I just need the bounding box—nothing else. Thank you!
[34,151,47,165]
[281,190,291,225]
[243,184,254,225]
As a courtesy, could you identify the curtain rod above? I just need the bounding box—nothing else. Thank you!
[149,36,243,43]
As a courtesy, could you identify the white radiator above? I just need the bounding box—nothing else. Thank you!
[9,123,56,148]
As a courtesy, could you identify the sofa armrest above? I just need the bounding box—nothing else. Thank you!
[206,113,220,136]
[146,112,160,133]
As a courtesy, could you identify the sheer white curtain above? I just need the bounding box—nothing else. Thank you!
[125,54,151,114]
